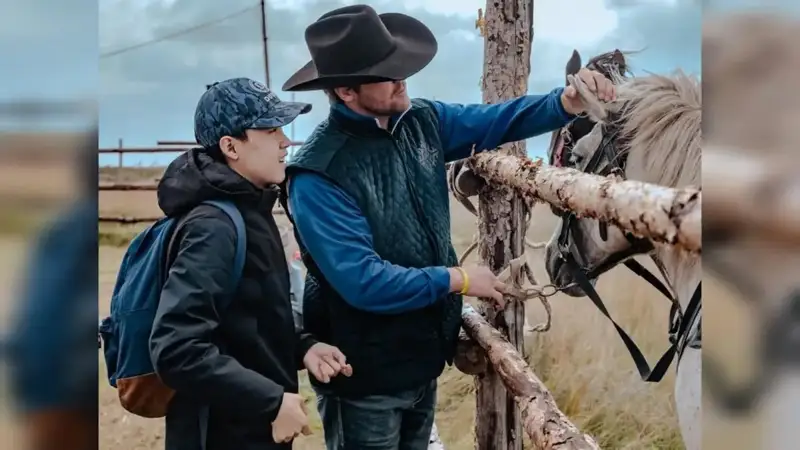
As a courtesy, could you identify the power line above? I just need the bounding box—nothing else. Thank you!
[99,4,260,59]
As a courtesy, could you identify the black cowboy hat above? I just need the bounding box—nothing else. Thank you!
[282,4,438,92]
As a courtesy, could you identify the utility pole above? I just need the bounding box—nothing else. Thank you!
[260,0,271,87]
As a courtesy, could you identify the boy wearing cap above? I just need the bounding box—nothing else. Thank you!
[149,77,351,450]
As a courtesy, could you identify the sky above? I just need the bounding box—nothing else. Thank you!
[93,0,703,166]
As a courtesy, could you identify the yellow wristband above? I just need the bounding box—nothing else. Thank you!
[455,267,469,295]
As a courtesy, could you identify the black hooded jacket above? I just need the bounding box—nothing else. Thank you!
[150,149,317,450]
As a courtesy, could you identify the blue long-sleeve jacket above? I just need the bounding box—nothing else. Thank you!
[288,88,574,315]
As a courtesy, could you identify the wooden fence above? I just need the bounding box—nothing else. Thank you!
[452,1,700,449]
[452,152,700,449]
[470,1,541,447]
[99,140,304,169]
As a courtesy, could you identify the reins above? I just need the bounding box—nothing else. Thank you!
[552,120,702,382]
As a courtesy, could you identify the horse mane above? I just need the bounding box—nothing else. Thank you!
[573,70,701,189]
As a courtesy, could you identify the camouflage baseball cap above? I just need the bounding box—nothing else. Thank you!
[194,77,312,148]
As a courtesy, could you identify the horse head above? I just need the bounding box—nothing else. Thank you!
[548,49,629,172]
[545,67,701,298]
[544,48,634,295]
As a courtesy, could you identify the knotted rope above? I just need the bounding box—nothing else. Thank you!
[448,153,554,334]
[447,72,613,334]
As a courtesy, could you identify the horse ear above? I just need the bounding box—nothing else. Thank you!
[566,49,582,83]
[612,49,625,67]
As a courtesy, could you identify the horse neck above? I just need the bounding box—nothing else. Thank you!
[654,247,700,312]
[625,135,701,312]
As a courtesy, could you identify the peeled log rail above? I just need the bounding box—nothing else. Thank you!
[99,215,164,224]
[704,146,800,246]
[461,305,601,450]
[99,183,158,191]
[470,152,701,253]
[98,209,285,223]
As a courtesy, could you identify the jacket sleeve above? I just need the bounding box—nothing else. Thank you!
[429,87,576,162]
[149,209,284,421]
[288,172,452,315]
[295,331,318,371]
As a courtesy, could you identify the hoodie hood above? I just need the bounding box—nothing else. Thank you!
[157,148,278,217]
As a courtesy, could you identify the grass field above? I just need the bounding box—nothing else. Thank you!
[94,166,691,449]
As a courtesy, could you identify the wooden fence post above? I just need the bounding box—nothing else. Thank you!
[472,0,533,448]
[118,138,123,171]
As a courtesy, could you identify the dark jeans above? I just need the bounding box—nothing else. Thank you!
[313,380,437,450]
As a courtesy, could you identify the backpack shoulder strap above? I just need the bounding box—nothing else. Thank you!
[163,201,247,294]
[200,200,247,290]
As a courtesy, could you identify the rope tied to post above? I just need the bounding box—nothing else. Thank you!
[448,148,557,334]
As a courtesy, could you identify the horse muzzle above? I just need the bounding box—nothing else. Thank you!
[545,244,596,297]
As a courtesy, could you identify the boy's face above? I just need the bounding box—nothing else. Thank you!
[221,127,290,187]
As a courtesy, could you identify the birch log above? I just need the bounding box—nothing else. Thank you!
[470,152,701,253]
[704,146,800,246]
[462,305,601,450]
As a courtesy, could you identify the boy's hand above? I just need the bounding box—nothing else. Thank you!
[303,343,353,383]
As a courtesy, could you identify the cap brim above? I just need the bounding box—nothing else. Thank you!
[250,101,312,129]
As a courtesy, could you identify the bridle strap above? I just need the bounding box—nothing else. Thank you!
[702,289,798,414]
[620,258,675,303]
[567,253,701,382]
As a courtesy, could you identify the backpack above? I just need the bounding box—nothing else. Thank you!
[98,200,247,419]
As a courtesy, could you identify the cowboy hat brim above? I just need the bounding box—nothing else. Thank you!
[281,12,438,92]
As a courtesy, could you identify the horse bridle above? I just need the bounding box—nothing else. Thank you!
[703,249,800,414]
[552,121,702,383]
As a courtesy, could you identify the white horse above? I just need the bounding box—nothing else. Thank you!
[543,67,702,449]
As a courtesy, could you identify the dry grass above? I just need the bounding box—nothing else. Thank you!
[100,167,164,184]
[95,167,684,449]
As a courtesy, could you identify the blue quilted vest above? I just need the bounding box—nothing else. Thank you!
[284,100,462,396]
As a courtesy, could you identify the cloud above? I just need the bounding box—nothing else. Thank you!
[99,0,488,151]
[520,0,700,156]
[597,0,701,75]
[97,0,701,163]
[0,0,97,101]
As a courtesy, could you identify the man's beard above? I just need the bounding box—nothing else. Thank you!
[360,98,408,117]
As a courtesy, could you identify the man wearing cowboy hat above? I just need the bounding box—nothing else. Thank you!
[279,4,615,449]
